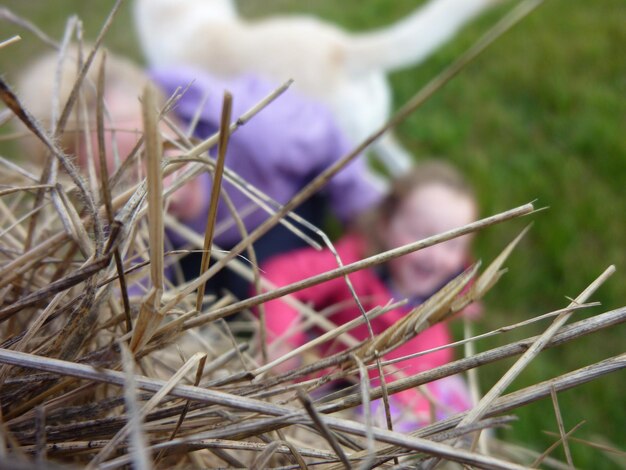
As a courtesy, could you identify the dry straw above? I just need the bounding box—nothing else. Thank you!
[0,0,624,468]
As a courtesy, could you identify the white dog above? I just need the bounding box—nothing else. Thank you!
[134,0,499,174]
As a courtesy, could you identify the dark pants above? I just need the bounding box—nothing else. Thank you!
[179,194,327,301]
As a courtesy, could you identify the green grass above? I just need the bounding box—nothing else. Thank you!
[1,0,625,467]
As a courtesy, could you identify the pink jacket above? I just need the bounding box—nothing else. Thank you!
[262,233,468,419]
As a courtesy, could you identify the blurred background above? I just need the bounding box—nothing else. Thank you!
[1,0,624,467]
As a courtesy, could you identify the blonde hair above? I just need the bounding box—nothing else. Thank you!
[15,45,152,162]
[359,159,476,251]
[379,160,475,220]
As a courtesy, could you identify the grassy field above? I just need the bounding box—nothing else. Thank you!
[1,0,625,467]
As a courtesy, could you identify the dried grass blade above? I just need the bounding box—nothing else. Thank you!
[185,79,292,161]
[366,263,480,358]
[95,50,131,332]
[154,355,207,465]
[253,302,402,377]
[101,438,336,469]
[453,224,531,312]
[297,388,351,470]
[251,440,309,470]
[129,83,165,352]
[216,188,270,363]
[464,318,488,454]
[0,184,54,197]
[212,167,322,249]
[166,202,535,319]
[54,0,124,136]
[35,406,46,464]
[0,34,21,49]
[130,289,161,354]
[90,351,207,467]
[51,16,78,129]
[531,420,585,468]
[0,7,58,48]
[54,183,93,258]
[457,265,615,430]
[0,155,39,182]
[28,19,74,253]
[0,290,68,386]
[540,433,626,459]
[119,344,151,470]
[352,354,375,470]
[143,82,164,293]
[379,302,598,367]
[195,92,232,311]
[321,309,626,414]
[0,254,110,322]
[149,293,235,344]
[549,385,575,468]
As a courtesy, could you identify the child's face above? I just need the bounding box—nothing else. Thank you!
[76,88,144,174]
[383,183,476,299]
[77,87,206,222]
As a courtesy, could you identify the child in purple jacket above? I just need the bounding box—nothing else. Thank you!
[151,67,384,297]
[16,48,384,298]
[261,161,481,430]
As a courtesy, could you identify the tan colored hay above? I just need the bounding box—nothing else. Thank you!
[0,2,624,468]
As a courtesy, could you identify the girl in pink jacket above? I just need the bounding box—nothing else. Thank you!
[261,160,481,430]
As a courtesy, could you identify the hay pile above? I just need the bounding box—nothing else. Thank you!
[0,4,625,469]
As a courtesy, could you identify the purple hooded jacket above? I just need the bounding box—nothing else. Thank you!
[151,67,384,248]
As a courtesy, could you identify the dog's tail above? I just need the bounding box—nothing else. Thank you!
[344,0,498,75]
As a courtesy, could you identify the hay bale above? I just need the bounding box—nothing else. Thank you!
[0,4,624,469]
